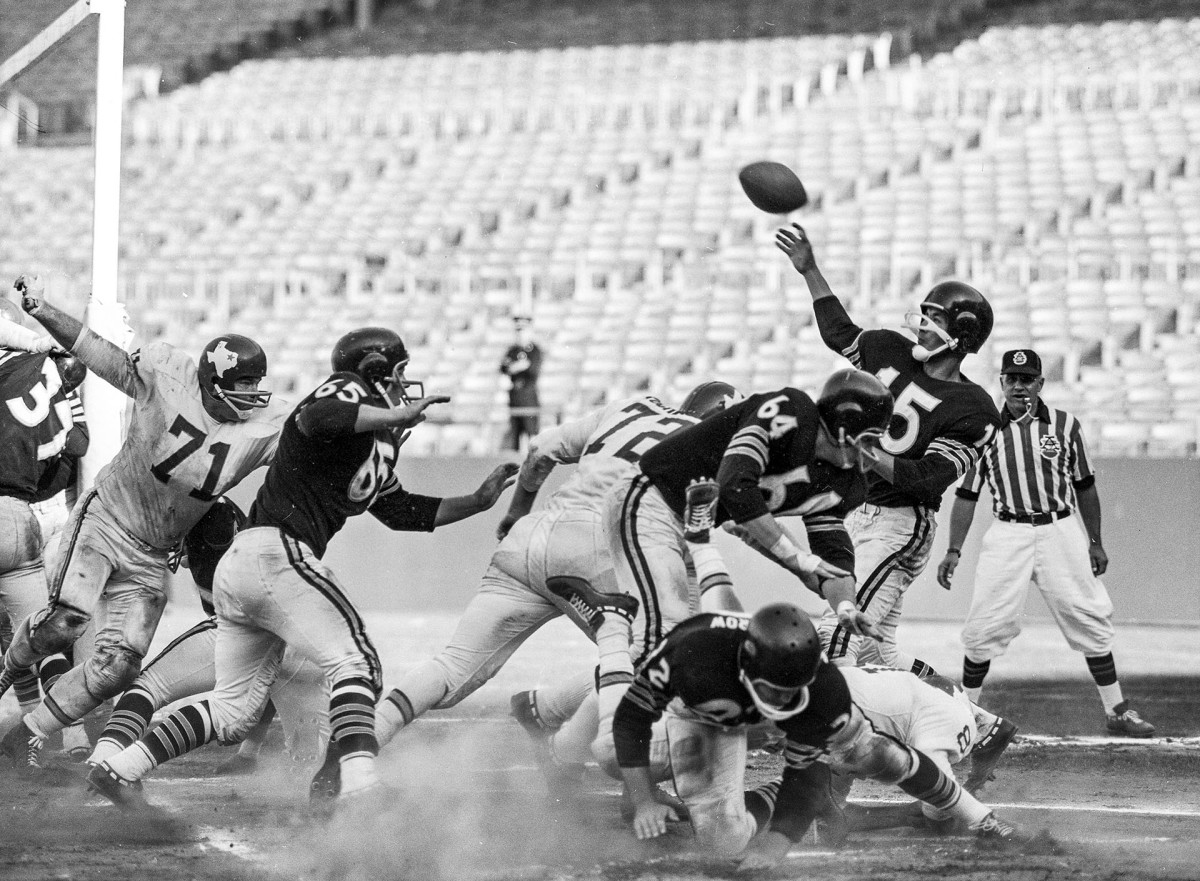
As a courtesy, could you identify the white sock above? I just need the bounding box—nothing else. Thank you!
[63,722,91,754]
[104,742,157,783]
[530,669,594,729]
[374,692,408,748]
[87,737,124,767]
[964,685,983,705]
[548,691,599,766]
[949,785,992,828]
[339,753,380,795]
[1097,682,1124,714]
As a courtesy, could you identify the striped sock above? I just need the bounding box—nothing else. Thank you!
[330,677,378,760]
[910,658,939,679]
[745,779,781,832]
[374,688,415,747]
[142,700,216,767]
[1085,652,1117,687]
[962,656,991,690]
[104,700,215,784]
[101,686,157,749]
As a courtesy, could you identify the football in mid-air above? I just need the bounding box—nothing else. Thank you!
[737,161,808,214]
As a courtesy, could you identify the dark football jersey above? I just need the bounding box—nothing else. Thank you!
[248,372,441,557]
[0,351,75,501]
[638,389,865,569]
[814,299,1000,509]
[614,612,854,833]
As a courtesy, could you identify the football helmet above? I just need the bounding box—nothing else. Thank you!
[904,281,993,362]
[738,603,823,722]
[53,354,87,394]
[331,327,424,407]
[680,381,742,419]
[817,368,893,469]
[197,334,271,422]
[181,498,247,592]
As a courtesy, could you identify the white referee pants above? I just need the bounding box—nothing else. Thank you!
[961,515,1114,660]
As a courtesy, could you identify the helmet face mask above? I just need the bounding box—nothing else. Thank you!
[331,327,423,409]
[905,281,993,361]
[198,335,271,423]
[816,369,894,470]
[737,603,823,722]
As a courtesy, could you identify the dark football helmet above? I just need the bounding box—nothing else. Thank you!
[680,381,742,419]
[197,334,271,422]
[181,497,246,593]
[737,603,823,721]
[331,327,424,406]
[817,369,893,445]
[905,281,993,361]
[52,354,87,394]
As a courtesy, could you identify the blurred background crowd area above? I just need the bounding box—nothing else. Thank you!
[3,0,1200,456]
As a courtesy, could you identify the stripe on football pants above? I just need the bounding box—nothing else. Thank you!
[618,476,663,667]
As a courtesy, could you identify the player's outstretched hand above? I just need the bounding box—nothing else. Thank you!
[473,463,519,511]
[14,273,45,314]
[390,394,451,430]
[936,552,959,590]
[809,558,850,582]
[775,224,816,274]
[631,799,679,840]
[736,829,791,872]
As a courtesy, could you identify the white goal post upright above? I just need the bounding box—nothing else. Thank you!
[0,0,132,490]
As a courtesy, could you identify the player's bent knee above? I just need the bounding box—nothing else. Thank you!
[26,603,91,657]
[856,738,916,785]
[689,801,757,856]
[83,644,143,700]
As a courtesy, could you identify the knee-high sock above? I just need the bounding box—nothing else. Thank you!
[26,665,104,739]
[90,685,157,765]
[374,660,450,747]
[104,699,217,784]
[548,690,599,766]
[331,677,379,795]
[897,746,990,827]
[528,668,594,730]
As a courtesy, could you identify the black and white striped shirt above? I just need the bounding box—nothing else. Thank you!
[956,399,1095,517]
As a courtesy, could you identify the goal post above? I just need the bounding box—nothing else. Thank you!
[0,0,132,490]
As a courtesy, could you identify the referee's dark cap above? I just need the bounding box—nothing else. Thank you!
[1000,349,1042,376]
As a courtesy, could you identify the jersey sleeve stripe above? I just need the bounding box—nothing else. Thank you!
[723,425,769,469]
[839,332,865,368]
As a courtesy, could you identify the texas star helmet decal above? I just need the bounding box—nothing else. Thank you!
[207,340,239,378]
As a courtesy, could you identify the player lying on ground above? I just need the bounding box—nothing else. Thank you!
[519,369,894,779]
[613,603,1022,872]
[88,327,517,811]
[369,383,738,772]
[1,274,289,777]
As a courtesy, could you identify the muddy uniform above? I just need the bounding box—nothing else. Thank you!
[812,300,999,668]
[3,334,287,741]
[375,396,700,742]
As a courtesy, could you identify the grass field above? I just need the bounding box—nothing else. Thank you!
[1,608,1197,881]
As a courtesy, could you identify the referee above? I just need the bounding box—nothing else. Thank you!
[936,349,1155,738]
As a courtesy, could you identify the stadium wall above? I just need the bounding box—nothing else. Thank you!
[201,455,1200,624]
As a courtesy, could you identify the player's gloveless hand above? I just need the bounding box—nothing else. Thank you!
[631,799,678,840]
[1089,542,1108,577]
[473,463,519,510]
[839,606,881,641]
[14,273,44,314]
[391,394,451,430]
[775,224,816,273]
[936,553,958,589]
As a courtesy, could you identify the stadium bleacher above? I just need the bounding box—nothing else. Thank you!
[1,1,1198,455]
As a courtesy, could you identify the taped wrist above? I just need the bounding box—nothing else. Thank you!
[836,601,856,619]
